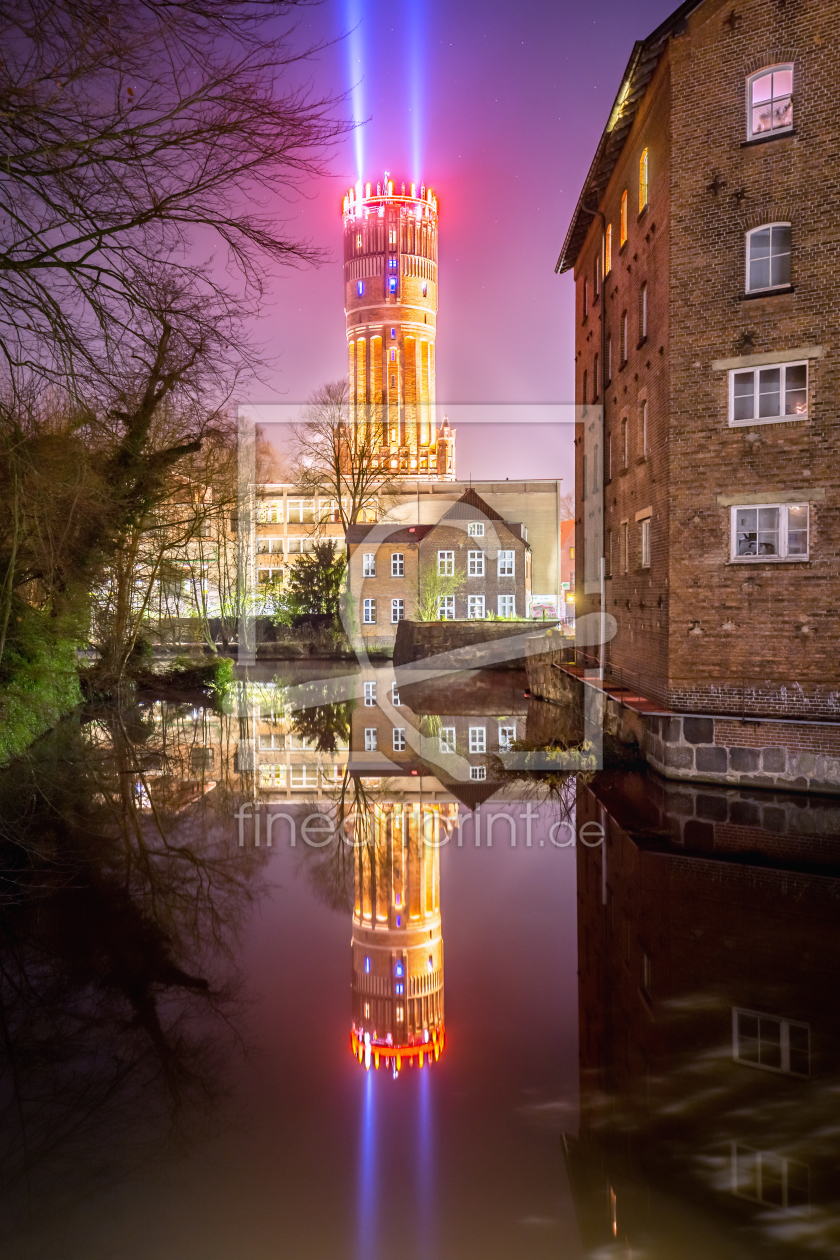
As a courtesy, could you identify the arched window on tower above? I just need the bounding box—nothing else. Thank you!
[639,148,649,212]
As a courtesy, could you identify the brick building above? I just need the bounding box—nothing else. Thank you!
[557,0,840,719]
[345,487,531,650]
[569,772,840,1251]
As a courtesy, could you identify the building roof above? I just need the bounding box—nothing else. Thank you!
[555,0,702,275]
[442,487,506,522]
[345,523,435,545]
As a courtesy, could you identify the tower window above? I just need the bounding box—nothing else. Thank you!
[389,226,397,245]
[389,278,397,293]
[390,347,396,362]
[390,374,396,388]
[605,223,612,275]
[388,257,397,269]
[422,281,428,296]
[390,327,396,339]
[639,148,649,212]
[357,280,364,296]
[356,233,362,249]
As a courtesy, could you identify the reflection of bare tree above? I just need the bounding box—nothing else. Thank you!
[0,702,267,1247]
[290,699,353,754]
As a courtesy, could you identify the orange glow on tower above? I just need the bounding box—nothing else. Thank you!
[342,178,455,479]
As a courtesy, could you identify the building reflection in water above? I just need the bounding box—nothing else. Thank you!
[567,770,840,1257]
[350,800,455,1074]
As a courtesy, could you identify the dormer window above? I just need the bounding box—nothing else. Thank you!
[468,522,484,538]
[748,66,793,139]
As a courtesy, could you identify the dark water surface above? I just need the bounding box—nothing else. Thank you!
[0,662,838,1258]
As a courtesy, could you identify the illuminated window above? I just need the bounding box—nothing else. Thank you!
[389,225,397,245]
[388,257,397,269]
[746,224,791,292]
[357,280,364,296]
[390,347,396,362]
[730,504,809,561]
[396,1005,405,1022]
[605,223,612,274]
[389,278,397,293]
[390,327,396,339]
[639,148,649,211]
[428,955,434,971]
[395,962,404,975]
[364,1002,370,1018]
[747,65,793,139]
[729,361,807,424]
[365,956,371,973]
[620,190,628,246]
[356,233,362,248]
[422,281,428,296]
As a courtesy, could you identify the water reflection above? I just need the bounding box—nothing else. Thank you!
[569,770,840,1257]
[0,700,267,1250]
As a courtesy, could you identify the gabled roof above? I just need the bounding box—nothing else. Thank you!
[555,0,702,276]
[442,487,506,522]
[346,523,435,545]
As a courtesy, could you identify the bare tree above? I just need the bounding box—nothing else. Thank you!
[558,491,575,520]
[290,381,398,530]
[0,0,350,394]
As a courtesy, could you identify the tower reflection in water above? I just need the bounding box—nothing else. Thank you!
[350,801,457,1075]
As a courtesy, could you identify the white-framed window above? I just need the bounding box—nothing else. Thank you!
[363,598,376,623]
[733,1008,810,1076]
[468,521,485,537]
[469,726,486,753]
[467,595,485,619]
[391,598,404,623]
[497,594,515,618]
[290,764,319,788]
[437,550,454,576]
[392,727,406,751]
[498,724,516,751]
[391,683,401,706]
[439,727,456,754]
[391,552,404,577]
[731,504,808,561]
[747,64,793,139]
[641,518,651,568]
[364,681,376,706]
[468,550,485,577]
[437,595,454,620]
[363,552,376,577]
[746,223,791,292]
[364,728,378,752]
[497,550,515,577]
[730,361,807,425]
[730,1144,809,1210]
[469,766,486,781]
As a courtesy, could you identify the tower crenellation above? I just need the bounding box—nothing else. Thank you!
[342,176,455,479]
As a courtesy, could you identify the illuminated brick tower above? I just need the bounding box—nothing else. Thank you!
[343,176,455,479]
[350,801,453,1072]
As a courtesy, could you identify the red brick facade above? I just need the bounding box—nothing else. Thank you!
[561,0,840,718]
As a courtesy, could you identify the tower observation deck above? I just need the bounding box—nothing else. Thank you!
[342,177,455,479]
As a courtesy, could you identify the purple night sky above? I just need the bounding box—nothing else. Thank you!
[253,0,677,482]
